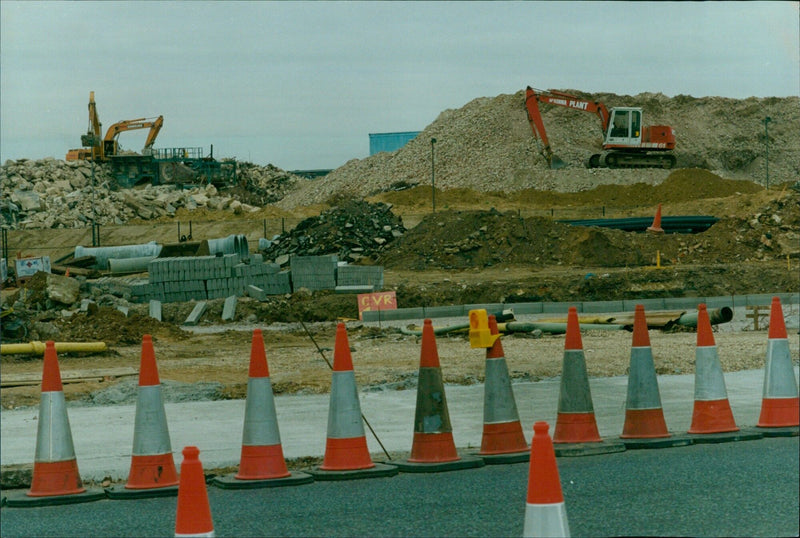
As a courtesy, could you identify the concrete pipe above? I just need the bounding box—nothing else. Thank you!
[75,242,162,270]
[108,256,157,274]
[676,307,734,328]
[207,234,249,258]
[1,341,107,355]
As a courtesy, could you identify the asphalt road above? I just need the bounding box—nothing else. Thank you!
[1,436,797,537]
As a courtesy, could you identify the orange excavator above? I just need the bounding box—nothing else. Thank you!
[524,86,676,169]
[66,92,164,162]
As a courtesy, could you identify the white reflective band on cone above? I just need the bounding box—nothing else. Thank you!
[132,385,172,455]
[35,391,77,462]
[241,377,282,446]
[326,371,365,439]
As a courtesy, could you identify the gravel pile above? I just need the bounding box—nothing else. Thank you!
[260,200,406,263]
[277,90,800,208]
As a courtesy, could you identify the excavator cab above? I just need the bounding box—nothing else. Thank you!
[605,108,642,147]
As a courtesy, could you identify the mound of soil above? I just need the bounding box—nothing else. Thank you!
[55,307,189,345]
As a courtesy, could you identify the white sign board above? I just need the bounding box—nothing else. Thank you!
[15,256,51,278]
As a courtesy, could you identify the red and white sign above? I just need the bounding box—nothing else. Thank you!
[357,291,397,320]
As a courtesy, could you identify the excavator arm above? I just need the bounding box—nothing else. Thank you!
[102,116,165,157]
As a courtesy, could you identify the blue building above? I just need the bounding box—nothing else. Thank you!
[368,131,421,156]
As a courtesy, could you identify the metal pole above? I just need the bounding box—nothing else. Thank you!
[764,116,772,189]
[91,159,98,247]
[431,137,437,213]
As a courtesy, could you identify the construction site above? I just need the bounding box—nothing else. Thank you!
[1,87,799,533]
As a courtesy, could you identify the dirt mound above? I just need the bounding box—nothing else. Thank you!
[55,307,189,345]
[278,91,798,208]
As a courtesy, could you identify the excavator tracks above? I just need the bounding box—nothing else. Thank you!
[588,152,676,169]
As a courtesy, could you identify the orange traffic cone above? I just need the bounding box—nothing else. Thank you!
[756,297,799,435]
[213,330,313,488]
[620,305,690,449]
[476,315,529,463]
[107,334,179,499]
[646,203,664,234]
[393,319,485,472]
[553,307,624,456]
[308,323,398,480]
[175,446,215,538]
[523,422,569,538]
[5,341,105,507]
[687,304,761,443]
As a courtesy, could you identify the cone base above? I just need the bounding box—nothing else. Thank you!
[553,440,626,458]
[106,484,178,500]
[320,436,375,471]
[757,397,800,428]
[686,428,764,444]
[393,454,484,473]
[307,462,398,481]
[28,460,85,497]
[212,471,314,489]
[408,432,460,463]
[617,434,693,450]
[473,449,529,465]
[756,426,799,438]
[5,488,105,507]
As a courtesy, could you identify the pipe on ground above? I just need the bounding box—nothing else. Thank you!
[1,341,107,355]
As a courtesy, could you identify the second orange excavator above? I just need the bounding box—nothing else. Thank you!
[66,92,163,162]
[525,86,676,169]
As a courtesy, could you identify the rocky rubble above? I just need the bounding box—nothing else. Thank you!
[259,200,406,264]
[277,91,800,208]
[0,158,303,229]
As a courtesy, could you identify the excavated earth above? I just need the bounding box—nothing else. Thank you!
[1,89,799,416]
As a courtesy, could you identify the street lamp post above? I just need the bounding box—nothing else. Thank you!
[763,116,772,189]
[431,137,437,213]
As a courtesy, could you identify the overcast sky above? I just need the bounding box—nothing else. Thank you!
[1,1,798,170]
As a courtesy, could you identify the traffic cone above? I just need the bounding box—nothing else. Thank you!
[756,297,799,435]
[393,319,485,472]
[620,305,690,449]
[308,323,397,480]
[688,304,761,443]
[553,307,624,456]
[213,330,313,488]
[646,203,664,234]
[5,341,105,507]
[475,314,529,463]
[523,422,569,538]
[175,446,215,538]
[107,334,179,499]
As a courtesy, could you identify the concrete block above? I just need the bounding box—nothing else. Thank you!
[663,297,705,310]
[184,301,208,326]
[116,305,129,317]
[248,285,267,302]
[622,298,666,312]
[541,302,578,314]
[335,285,374,294]
[508,302,543,315]
[583,300,624,313]
[149,300,162,321]
[704,296,734,308]
[424,305,465,318]
[222,295,237,321]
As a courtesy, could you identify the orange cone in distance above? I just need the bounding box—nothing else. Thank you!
[308,323,397,480]
[757,297,799,433]
[393,319,484,472]
[213,329,313,488]
[107,334,179,499]
[175,446,215,538]
[646,204,664,234]
[477,315,529,463]
[523,422,569,538]
[5,341,104,507]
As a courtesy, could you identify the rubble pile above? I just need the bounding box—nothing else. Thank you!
[277,91,800,208]
[0,158,303,229]
[260,200,406,264]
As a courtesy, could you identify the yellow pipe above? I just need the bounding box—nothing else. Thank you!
[1,341,107,355]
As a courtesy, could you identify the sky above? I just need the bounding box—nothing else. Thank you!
[1,1,798,170]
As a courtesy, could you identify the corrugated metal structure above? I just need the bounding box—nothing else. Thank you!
[369,131,421,155]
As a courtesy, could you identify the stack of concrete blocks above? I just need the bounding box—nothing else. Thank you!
[335,265,384,293]
[129,254,291,304]
[289,254,339,291]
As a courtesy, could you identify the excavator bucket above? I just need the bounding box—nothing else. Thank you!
[549,154,567,169]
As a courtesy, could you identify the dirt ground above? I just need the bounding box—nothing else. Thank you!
[2,172,799,410]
